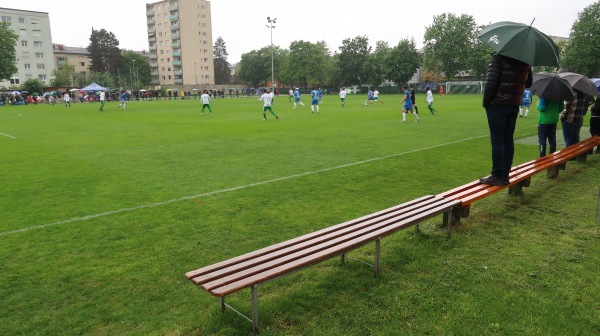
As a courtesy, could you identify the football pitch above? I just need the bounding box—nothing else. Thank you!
[1,94,599,335]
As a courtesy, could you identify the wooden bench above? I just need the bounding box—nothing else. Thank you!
[438,135,600,225]
[186,195,460,332]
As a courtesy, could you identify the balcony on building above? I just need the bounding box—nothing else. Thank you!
[173,69,182,75]
[172,40,180,47]
[148,27,156,34]
[171,23,179,31]
[151,79,160,85]
[146,9,154,16]
[149,54,158,60]
[172,50,181,57]
[148,37,156,43]
[170,13,179,21]
[174,79,183,84]
[173,61,182,66]
[171,32,180,40]
[150,62,158,67]
[149,44,157,51]
[169,4,178,12]
[147,18,155,25]
[151,71,159,76]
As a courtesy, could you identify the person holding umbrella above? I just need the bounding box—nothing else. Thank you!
[478,21,556,186]
[537,97,564,157]
[560,89,586,147]
[529,72,573,157]
[480,53,532,186]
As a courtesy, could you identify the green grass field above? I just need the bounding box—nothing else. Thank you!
[1,94,599,335]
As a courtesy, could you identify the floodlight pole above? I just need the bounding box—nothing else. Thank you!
[266,17,276,93]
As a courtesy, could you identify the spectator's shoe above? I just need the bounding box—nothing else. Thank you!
[479,176,509,186]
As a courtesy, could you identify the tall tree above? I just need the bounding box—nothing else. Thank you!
[561,2,600,77]
[121,51,152,88]
[50,63,75,87]
[213,37,231,85]
[87,28,123,75]
[423,13,478,80]
[363,41,391,87]
[337,36,371,85]
[285,40,327,88]
[385,38,420,87]
[0,21,19,82]
[238,50,268,87]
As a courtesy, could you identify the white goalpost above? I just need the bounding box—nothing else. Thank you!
[445,81,484,94]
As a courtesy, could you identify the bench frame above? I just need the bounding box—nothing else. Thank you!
[187,136,600,333]
[186,195,460,332]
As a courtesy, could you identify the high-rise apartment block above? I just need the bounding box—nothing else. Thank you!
[0,8,55,88]
[146,0,214,86]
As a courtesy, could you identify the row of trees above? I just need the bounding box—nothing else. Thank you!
[234,4,600,90]
[1,4,598,91]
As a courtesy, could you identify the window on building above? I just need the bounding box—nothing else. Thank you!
[79,62,85,66]
[18,18,24,23]
[31,20,39,25]
[161,67,165,71]
[22,52,29,59]
[1,16,11,26]
[24,63,31,69]
[166,50,170,54]
[37,63,44,69]
[38,75,46,81]
[20,29,26,36]
[35,52,43,59]
[21,40,28,47]
[168,75,171,80]
[32,30,40,36]
[10,78,20,85]
[162,76,165,80]
[34,41,42,47]
[167,58,170,62]
[168,67,171,71]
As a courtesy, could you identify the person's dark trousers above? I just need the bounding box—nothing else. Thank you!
[538,123,557,157]
[485,105,519,180]
[561,120,581,147]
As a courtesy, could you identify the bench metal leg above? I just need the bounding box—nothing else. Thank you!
[252,285,259,333]
[374,239,380,277]
[444,208,453,238]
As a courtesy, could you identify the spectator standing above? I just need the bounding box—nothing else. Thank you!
[480,53,532,186]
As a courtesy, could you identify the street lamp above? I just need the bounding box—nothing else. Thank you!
[266,17,276,93]
[132,59,137,100]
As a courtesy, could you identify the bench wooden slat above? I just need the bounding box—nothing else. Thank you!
[190,196,450,286]
[208,198,461,297]
[438,137,600,204]
[185,195,435,280]
[195,197,460,291]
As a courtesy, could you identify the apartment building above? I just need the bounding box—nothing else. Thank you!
[146,0,214,86]
[0,8,55,88]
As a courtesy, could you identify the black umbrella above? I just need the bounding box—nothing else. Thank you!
[557,72,600,97]
[529,73,573,101]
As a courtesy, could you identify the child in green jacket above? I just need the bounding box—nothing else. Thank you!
[537,97,564,157]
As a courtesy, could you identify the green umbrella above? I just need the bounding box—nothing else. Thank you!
[478,21,559,67]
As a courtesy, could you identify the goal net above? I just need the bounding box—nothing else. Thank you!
[446,81,484,94]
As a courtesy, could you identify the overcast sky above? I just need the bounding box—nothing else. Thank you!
[1,0,596,64]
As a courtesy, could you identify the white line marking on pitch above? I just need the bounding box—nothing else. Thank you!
[0,132,519,237]
[0,132,16,139]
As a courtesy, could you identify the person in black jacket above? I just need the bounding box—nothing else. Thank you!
[480,52,533,186]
